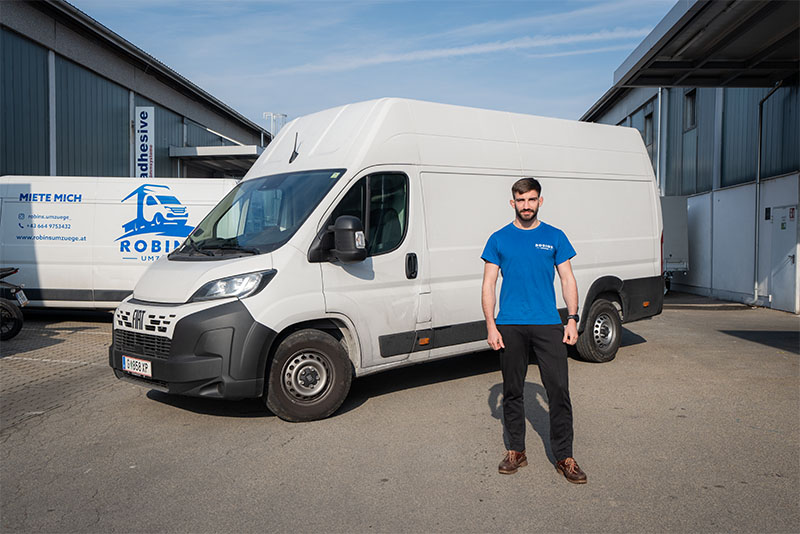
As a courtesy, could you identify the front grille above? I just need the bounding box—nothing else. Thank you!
[115,309,176,333]
[114,330,171,359]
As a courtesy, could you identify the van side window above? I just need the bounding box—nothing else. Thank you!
[329,173,408,256]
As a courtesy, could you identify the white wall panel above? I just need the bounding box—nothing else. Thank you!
[712,184,756,293]
[676,193,712,288]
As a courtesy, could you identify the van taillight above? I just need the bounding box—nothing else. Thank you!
[660,231,664,274]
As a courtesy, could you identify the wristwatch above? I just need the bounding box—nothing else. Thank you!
[567,314,580,323]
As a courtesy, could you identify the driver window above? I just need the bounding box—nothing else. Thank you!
[329,173,407,256]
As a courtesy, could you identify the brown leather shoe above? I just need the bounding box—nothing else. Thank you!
[498,450,527,474]
[556,457,587,484]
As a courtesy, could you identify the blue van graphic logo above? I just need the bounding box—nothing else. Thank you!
[117,184,193,240]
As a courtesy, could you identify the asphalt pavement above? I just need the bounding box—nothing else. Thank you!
[1,293,798,533]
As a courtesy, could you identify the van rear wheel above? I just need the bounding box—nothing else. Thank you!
[265,329,352,422]
[576,299,621,363]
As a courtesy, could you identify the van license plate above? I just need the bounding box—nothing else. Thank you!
[122,356,152,378]
[14,290,28,307]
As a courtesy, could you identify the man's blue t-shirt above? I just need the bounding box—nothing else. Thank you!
[481,221,576,325]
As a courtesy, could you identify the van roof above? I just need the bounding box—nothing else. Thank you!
[245,98,653,181]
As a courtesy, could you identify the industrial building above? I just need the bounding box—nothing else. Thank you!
[1,0,270,178]
[582,0,799,314]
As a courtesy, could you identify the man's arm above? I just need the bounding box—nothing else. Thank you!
[481,261,505,350]
[556,259,579,345]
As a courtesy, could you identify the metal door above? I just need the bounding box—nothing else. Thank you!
[320,171,427,367]
[769,205,798,313]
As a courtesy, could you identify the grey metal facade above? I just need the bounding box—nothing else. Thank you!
[609,84,799,197]
[0,28,49,176]
[0,1,269,178]
[56,55,129,176]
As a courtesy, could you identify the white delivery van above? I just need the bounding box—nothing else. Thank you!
[0,176,237,308]
[109,98,664,421]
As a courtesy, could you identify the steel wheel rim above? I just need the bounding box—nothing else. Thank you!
[592,313,616,350]
[282,351,331,401]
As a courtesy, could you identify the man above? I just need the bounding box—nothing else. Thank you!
[481,177,587,484]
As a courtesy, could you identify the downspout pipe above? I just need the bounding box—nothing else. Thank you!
[656,87,663,194]
[751,80,783,305]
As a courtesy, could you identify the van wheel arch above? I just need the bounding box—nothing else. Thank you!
[580,276,624,332]
[261,319,357,394]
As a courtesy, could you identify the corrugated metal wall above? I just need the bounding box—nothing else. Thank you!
[2,22,262,179]
[761,84,799,179]
[695,88,715,193]
[55,56,128,176]
[665,88,684,196]
[135,95,182,177]
[721,86,799,187]
[0,28,49,175]
[721,88,762,187]
[663,88,716,196]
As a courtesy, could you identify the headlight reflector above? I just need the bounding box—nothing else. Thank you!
[189,270,276,302]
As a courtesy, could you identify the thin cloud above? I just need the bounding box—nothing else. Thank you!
[271,27,652,76]
[525,43,643,59]
[434,0,670,40]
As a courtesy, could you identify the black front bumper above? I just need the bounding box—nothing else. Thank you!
[109,300,277,399]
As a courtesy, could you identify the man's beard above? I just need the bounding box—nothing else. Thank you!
[515,206,537,221]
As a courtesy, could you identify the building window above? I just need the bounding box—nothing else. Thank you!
[644,111,654,163]
[684,89,696,131]
[644,112,654,145]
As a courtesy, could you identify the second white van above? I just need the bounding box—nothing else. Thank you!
[109,98,664,421]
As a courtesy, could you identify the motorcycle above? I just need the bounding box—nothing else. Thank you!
[0,267,28,341]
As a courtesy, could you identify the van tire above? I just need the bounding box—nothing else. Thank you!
[0,299,23,341]
[265,329,352,422]
[576,299,621,363]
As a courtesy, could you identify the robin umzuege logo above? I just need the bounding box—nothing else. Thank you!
[116,184,193,261]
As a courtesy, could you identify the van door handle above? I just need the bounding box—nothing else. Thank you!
[405,253,418,279]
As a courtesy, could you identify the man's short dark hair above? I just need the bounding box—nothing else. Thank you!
[511,177,541,196]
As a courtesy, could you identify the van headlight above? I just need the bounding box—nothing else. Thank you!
[189,270,277,302]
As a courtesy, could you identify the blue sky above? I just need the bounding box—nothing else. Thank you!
[70,0,674,131]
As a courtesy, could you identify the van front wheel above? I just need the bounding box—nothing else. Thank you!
[576,299,621,363]
[265,329,352,422]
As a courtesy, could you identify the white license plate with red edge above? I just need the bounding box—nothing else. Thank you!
[14,290,28,306]
[122,356,152,377]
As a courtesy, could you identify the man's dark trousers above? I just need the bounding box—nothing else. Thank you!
[497,324,573,461]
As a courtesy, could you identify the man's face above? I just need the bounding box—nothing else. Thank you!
[511,190,542,221]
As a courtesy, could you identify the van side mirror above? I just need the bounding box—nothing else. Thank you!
[330,216,367,263]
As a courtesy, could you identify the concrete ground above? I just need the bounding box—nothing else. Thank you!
[1,293,798,533]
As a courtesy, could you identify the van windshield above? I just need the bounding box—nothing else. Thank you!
[171,169,344,259]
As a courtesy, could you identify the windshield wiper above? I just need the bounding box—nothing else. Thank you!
[205,243,261,255]
[179,237,214,257]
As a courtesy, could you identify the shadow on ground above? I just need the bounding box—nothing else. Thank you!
[146,391,270,418]
[720,330,800,354]
[143,331,641,419]
[0,308,113,357]
[145,351,502,419]
[488,381,555,463]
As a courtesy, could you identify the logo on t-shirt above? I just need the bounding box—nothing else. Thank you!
[534,243,554,251]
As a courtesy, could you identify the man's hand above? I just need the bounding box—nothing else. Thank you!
[487,325,505,351]
[563,321,578,345]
